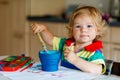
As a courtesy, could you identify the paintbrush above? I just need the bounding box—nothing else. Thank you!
[36,33,48,52]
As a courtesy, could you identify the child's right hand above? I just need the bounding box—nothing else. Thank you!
[31,23,47,34]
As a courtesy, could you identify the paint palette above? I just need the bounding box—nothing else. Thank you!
[0,56,31,71]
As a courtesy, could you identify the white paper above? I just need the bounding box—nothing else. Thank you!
[0,63,120,80]
[0,73,11,80]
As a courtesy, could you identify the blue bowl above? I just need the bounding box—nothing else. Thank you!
[39,50,61,72]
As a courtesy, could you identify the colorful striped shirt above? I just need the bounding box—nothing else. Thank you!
[53,37,106,74]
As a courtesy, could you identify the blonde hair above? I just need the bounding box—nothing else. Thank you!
[67,6,106,40]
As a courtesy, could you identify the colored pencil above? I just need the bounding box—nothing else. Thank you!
[20,63,33,72]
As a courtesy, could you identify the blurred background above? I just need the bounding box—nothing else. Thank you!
[0,0,120,61]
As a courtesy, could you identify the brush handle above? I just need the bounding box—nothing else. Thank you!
[36,33,47,51]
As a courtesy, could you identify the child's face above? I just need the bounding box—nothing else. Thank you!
[73,14,98,44]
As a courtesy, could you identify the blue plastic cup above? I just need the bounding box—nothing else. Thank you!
[39,50,61,72]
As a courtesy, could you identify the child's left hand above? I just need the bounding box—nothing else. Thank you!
[64,46,78,64]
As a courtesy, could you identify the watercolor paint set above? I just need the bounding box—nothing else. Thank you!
[0,56,31,71]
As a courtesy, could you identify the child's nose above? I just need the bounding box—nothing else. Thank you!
[81,27,87,32]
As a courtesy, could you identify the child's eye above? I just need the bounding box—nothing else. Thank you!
[87,25,92,28]
[75,25,81,28]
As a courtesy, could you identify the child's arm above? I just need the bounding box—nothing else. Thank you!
[31,23,54,47]
[72,56,102,74]
[64,47,102,74]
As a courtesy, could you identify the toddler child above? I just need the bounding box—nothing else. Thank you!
[31,6,106,74]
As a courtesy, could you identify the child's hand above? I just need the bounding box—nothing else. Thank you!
[31,23,47,34]
[64,46,78,64]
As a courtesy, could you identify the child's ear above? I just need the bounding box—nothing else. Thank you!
[96,29,101,35]
[96,32,100,35]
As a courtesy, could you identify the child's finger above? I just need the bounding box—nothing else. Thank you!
[32,26,37,31]
[64,48,71,58]
[31,24,37,32]
[64,52,67,57]
[33,25,41,33]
